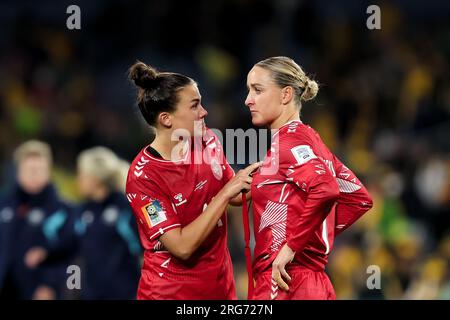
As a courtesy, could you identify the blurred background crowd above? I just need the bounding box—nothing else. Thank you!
[0,0,449,299]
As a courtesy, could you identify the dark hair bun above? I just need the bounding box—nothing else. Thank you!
[129,61,159,89]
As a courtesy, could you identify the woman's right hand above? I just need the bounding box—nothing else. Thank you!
[221,162,262,200]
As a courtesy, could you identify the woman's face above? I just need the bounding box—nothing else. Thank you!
[170,83,208,138]
[17,155,50,194]
[77,170,101,198]
[245,66,284,127]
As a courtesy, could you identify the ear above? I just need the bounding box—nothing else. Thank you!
[158,112,172,128]
[281,86,294,105]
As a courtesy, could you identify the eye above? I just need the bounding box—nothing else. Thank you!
[254,87,262,94]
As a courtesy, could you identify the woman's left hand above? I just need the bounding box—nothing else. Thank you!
[272,244,295,291]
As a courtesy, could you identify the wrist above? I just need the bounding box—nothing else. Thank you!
[215,189,232,203]
[285,242,296,255]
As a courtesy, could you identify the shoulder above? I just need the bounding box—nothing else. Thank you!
[275,123,327,169]
[278,122,316,145]
[126,147,157,191]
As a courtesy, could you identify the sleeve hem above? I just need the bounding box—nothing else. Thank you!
[149,223,181,240]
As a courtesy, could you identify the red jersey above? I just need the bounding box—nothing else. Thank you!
[251,120,373,275]
[126,129,236,299]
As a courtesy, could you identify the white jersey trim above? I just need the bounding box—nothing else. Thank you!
[256,179,285,188]
[149,223,182,240]
[322,219,330,255]
[336,178,361,193]
[272,120,303,138]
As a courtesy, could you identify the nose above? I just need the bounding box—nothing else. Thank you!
[199,104,208,118]
[245,93,254,108]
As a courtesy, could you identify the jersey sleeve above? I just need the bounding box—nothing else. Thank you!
[127,190,181,242]
[279,136,340,254]
[332,155,373,236]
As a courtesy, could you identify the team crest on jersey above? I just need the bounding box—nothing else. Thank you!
[141,200,167,228]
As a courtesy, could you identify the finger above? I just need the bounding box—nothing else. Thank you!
[243,161,262,176]
[272,268,289,291]
[240,182,251,193]
[275,274,289,292]
[243,176,252,184]
[280,267,292,282]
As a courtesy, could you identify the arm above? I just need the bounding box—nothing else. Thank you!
[333,155,373,236]
[273,164,340,291]
[26,206,78,269]
[285,159,340,254]
[271,142,340,291]
[161,189,232,260]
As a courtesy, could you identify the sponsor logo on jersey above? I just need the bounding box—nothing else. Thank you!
[141,200,167,227]
[174,193,187,206]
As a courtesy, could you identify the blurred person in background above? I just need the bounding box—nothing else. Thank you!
[126,61,260,300]
[245,56,373,300]
[0,140,77,299]
[74,146,141,299]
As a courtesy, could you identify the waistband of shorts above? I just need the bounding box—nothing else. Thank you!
[143,253,231,281]
[257,264,325,277]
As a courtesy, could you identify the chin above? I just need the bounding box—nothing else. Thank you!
[251,116,266,127]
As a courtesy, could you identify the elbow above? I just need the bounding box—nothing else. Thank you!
[177,251,192,261]
[363,192,374,211]
[172,246,193,261]
[175,254,191,261]
[160,229,195,261]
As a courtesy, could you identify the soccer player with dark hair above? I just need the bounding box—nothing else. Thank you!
[126,61,260,300]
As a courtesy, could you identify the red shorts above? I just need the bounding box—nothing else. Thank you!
[137,255,237,300]
[251,267,336,300]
